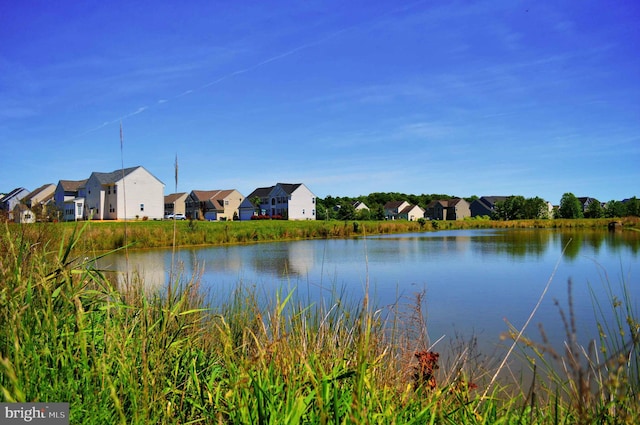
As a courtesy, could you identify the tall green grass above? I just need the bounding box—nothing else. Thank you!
[1,222,639,423]
[34,216,639,252]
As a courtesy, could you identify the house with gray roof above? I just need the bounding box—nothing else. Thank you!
[55,179,88,221]
[239,183,316,220]
[17,183,57,222]
[426,198,471,220]
[0,187,30,220]
[84,166,164,220]
[470,196,509,218]
[185,189,244,221]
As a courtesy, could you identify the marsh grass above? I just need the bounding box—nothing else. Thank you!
[39,216,639,252]
[1,222,639,423]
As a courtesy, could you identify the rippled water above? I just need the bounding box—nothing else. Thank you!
[99,228,640,359]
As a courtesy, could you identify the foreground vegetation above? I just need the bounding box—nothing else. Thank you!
[1,222,639,423]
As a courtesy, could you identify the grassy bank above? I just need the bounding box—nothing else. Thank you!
[13,216,640,252]
[1,223,639,423]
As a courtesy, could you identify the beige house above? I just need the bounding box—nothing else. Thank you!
[400,204,425,221]
[23,184,56,208]
[21,183,56,221]
[164,192,188,216]
[384,201,410,220]
[384,201,424,221]
[185,189,244,221]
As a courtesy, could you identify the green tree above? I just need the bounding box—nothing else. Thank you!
[584,199,603,218]
[604,200,625,218]
[625,197,640,217]
[557,193,584,219]
[337,202,356,221]
[356,207,371,220]
[523,197,549,219]
[494,196,525,220]
[371,204,385,220]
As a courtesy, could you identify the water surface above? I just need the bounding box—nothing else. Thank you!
[99,228,640,357]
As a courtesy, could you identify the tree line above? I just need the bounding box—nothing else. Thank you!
[316,192,476,221]
[316,192,639,221]
[556,193,639,219]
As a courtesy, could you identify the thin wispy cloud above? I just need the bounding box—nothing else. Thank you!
[1,1,638,203]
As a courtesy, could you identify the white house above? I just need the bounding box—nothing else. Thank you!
[240,183,317,220]
[84,166,164,220]
[13,204,36,224]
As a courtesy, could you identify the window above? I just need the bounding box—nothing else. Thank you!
[225,200,229,205]
[302,209,305,214]
[140,204,145,212]
[113,186,117,193]
[107,187,111,194]
[312,198,315,204]
[312,209,315,216]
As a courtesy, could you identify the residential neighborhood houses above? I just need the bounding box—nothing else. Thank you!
[1,164,638,223]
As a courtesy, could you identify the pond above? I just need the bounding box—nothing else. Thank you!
[98,228,640,362]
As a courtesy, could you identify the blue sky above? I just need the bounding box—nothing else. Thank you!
[1,0,639,204]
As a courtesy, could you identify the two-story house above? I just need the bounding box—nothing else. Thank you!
[164,192,188,216]
[426,198,471,220]
[84,166,164,220]
[55,179,88,221]
[383,201,425,221]
[470,196,509,218]
[185,189,244,221]
[17,183,57,222]
[0,187,30,221]
[239,183,317,220]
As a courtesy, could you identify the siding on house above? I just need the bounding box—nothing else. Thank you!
[353,201,369,211]
[426,198,470,220]
[84,166,164,220]
[22,184,56,208]
[13,204,36,224]
[186,189,244,221]
[0,187,30,220]
[55,179,88,221]
[240,183,317,220]
[239,186,272,220]
[384,201,410,220]
[470,196,509,218]
[164,192,188,216]
[399,204,425,221]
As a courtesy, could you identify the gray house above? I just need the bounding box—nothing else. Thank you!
[470,196,509,218]
[0,187,30,220]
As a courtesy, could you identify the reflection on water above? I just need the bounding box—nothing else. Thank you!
[98,228,639,357]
